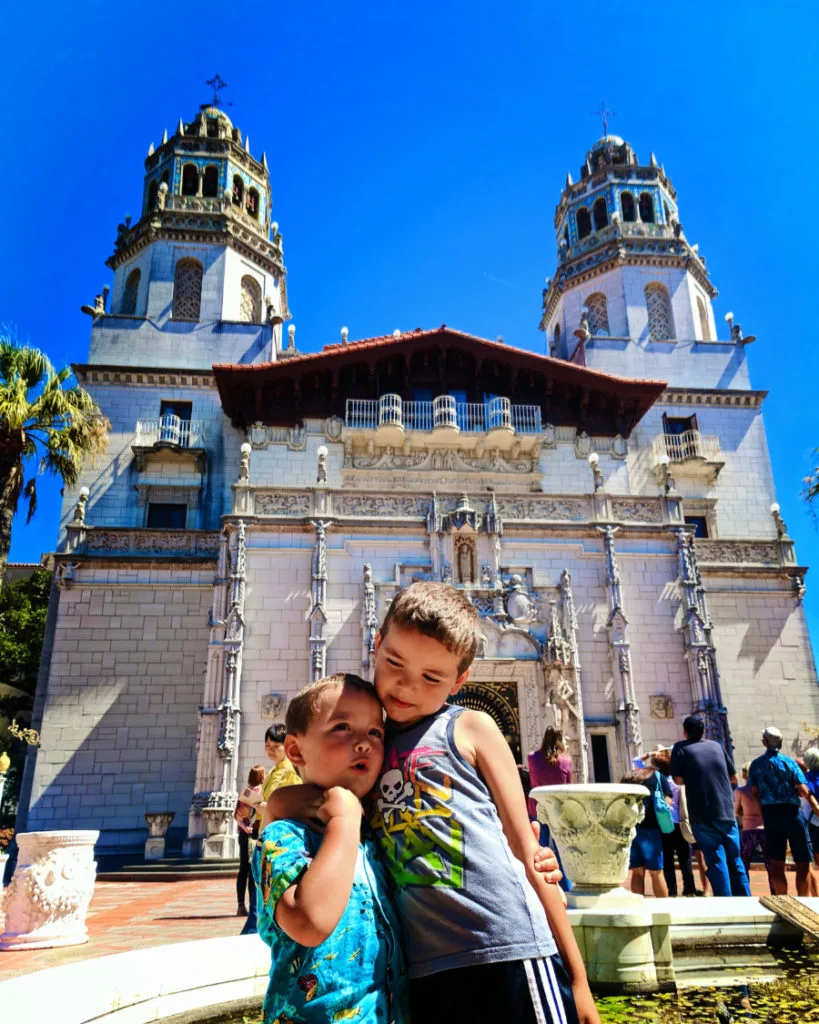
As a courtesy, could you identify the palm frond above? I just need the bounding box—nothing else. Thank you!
[23,478,36,523]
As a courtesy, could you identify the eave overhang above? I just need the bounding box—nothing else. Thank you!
[213,326,666,437]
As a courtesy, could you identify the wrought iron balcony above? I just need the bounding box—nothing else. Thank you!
[345,395,543,435]
[652,429,720,463]
[135,415,206,449]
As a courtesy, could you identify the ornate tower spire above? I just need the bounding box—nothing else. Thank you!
[94,103,290,368]
[539,134,718,366]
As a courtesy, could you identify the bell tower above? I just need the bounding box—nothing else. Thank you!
[539,135,723,381]
[88,102,291,369]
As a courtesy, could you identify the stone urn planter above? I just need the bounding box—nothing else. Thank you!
[144,812,175,862]
[530,784,674,994]
[531,783,648,904]
[201,805,235,860]
[0,830,99,951]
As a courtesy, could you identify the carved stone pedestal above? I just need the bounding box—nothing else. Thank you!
[0,830,99,951]
[532,785,675,993]
[144,812,175,862]
[201,805,237,860]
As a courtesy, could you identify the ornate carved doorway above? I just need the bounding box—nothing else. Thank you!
[448,679,522,763]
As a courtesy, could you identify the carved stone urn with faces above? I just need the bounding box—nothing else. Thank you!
[531,783,648,904]
[0,830,99,950]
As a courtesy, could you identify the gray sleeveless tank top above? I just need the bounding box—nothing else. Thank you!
[368,704,557,978]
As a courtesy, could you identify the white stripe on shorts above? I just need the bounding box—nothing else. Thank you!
[522,959,548,1024]
[537,956,569,1024]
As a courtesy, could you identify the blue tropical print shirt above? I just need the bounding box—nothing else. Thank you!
[252,820,409,1024]
[748,749,807,807]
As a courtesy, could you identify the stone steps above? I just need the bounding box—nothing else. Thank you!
[97,858,240,882]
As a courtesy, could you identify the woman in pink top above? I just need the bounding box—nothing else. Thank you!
[527,728,573,891]
[735,761,775,894]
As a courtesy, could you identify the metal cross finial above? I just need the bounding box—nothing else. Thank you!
[592,101,616,137]
[206,74,229,107]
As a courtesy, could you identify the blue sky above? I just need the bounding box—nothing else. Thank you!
[2,1,819,658]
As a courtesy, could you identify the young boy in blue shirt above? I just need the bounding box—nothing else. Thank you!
[253,673,408,1024]
[269,582,599,1024]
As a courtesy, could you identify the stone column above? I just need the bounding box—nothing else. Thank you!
[309,521,331,681]
[184,522,246,858]
[1,831,99,950]
[599,526,642,763]
[425,493,444,579]
[675,527,732,754]
[560,569,589,782]
[485,492,506,618]
[362,562,378,679]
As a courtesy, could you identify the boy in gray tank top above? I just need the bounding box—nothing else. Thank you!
[368,582,599,1024]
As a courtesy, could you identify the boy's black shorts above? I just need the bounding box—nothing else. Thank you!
[408,953,579,1024]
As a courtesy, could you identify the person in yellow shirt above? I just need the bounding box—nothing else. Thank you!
[241,723,301,935]
[262,723,302,801]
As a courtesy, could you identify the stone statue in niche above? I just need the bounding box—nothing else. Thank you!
[505,574,534,623]
[454,535,476,584]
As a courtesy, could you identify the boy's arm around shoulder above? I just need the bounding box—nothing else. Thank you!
[272,787,362,947]
[455,711,601,1023]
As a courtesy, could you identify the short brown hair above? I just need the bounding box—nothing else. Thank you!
[285,673,378,736]
[380,581,480,675]
[247,764,266,786]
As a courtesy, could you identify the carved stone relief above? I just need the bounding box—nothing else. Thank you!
[254,492,312,516]
[611,499,664,523]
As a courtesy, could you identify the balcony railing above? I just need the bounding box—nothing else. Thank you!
[345,395,542,434]
[135,415,206,448]
[652,430,721,463]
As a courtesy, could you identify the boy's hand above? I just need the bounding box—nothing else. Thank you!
[531,822,563,886]
[572,980,602,1024]
[263,783,325,830]
[319,786,362,828]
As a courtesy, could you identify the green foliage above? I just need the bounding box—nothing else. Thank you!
[0,568,50,697]
[805,454,819,507]
[0,329,108,579]
[0,568,50,827]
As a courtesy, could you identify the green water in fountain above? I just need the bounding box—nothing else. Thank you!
[596,949,819,1023]
[218,949,819,1024]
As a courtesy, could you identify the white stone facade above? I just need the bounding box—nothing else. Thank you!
[17,121,819,857]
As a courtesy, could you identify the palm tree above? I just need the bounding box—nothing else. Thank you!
[0,332,108,585]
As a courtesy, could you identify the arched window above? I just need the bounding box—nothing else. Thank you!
[592,197,608,231]
[161,169,170,187]
[645,283,673,341]
[232,175,244,206]
[202,165,219,198]
[663,201,670,223]
[206,118,219,139]
[639,192,655,223]
[121,269,141,316]
[239,275,262,323]
[148,180,159,211]
[576,207,592,240]
[621,192,636,222]
[586,293,609,336]
[697,297,711,341]
[173,259,203,320]
[182,164,199,197]
[563,225,569,246]
[246,188,259,219]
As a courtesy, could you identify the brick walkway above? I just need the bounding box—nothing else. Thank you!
[0,877,243,980]
[0,866,780,980]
